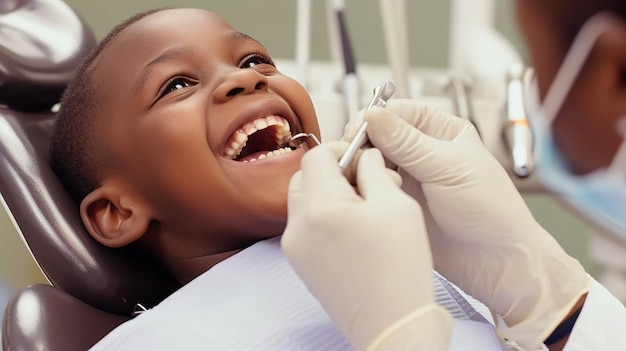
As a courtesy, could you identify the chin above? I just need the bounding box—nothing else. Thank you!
[260,188,290,220]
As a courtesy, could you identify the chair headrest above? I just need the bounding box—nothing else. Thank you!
[0,0,180,315]
[0,0,95,112]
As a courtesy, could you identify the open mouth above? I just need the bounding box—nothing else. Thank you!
[223,115,296,162]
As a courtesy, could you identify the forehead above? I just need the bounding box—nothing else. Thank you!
[103,8,235,62]
[127,8,235,42]
[114,8,236,48]
[91,8,244,95]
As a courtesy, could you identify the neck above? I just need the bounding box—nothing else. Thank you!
[169,247,246,284]
[142,219,285,285]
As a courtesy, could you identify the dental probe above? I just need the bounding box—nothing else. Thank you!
[504,64,534,178]
[338,81,396,171]
[284,132,321,148]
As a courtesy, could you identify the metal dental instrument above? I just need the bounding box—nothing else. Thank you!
[447,78,481,138]
[504,64,534,178]
[284,132,321,148]
[338,81,396,171]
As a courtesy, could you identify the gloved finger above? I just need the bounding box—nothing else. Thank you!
[382,100,477,141]
[300,140,347,175]
[365,108,435,170]
[342,107,394,171]
[349,166,401,194]
[355,148,403,201]
[340,146,373,186]
[387,168,402,187]
[287,170,304,197]
[367,108,490,184]
[299,141,360,203]
[341,108,366,142]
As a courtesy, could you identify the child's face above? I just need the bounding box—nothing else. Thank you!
[91,9,320,250]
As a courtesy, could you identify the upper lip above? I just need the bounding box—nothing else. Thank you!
[221,96,303,153]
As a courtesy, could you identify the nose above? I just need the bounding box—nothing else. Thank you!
[213,68,268,103]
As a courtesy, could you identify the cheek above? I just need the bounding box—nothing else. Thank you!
[270,75,320,136]
[130,107,224,199]
[135,148,241,228]
[554,92,623,174]
[139,103,210,156]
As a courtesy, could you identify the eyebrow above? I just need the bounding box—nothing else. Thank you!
[222,31,260,45]
[135,46,189,93]
[135,31,261,93]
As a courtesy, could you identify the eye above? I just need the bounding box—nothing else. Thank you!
[157,76,196,99]
[239,53,275,69]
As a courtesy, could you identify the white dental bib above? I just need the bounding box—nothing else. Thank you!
[90,237,505,350]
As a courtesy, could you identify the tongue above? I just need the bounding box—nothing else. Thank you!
[235,126,279,160]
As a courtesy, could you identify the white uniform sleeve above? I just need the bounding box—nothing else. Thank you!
[564,276,626,350]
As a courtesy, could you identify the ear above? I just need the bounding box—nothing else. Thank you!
[80,185,151,248]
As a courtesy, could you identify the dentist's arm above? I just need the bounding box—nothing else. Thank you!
[282,142,453,351]
[359,99,589,351]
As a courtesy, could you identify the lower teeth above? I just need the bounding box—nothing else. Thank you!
[243,147,293,163]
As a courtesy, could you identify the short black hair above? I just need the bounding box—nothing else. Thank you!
[50,8,166,203]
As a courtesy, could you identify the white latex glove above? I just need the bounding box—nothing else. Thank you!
[352,99,589,350]
[282,141,453,351]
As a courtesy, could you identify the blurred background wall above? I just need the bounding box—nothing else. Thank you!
[0,0,598,307]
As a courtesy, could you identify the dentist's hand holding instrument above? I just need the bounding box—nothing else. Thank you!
[353,100,589,350]
[338,81,395,171]
[282,142,453,351]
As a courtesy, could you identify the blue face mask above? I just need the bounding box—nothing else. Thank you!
[529,13,626,237]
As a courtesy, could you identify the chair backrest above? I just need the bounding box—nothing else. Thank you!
[3,284,131,351]
[0,0,179,318]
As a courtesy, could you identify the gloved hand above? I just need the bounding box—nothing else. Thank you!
[282,141,453,351]
[352,99,589,350]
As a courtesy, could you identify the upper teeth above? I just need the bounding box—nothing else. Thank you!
[224,115,292,159]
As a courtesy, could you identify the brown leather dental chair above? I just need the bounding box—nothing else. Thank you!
[0,1,179,350]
